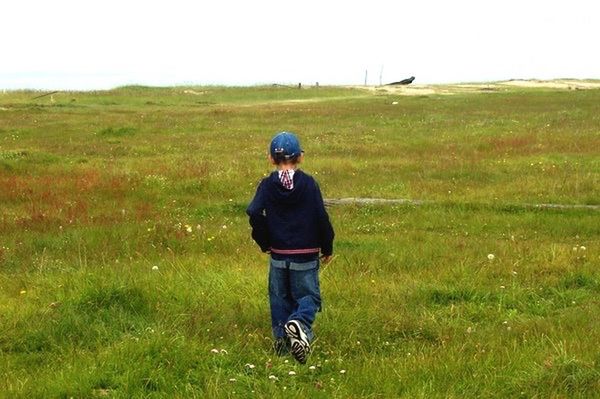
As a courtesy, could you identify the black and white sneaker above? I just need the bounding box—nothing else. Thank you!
[284,320,310,364]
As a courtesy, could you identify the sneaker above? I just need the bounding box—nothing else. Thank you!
[284,320,310,364]
[273,337,290,356]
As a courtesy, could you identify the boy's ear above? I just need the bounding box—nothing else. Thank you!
[298,153,304,163]
[268,154,277,165]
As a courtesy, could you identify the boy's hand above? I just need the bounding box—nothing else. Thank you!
[320,255,333,264]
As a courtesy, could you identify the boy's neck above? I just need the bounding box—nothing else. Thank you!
[277,164,297,171]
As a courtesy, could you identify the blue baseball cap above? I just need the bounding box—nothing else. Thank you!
[270,131,303,160]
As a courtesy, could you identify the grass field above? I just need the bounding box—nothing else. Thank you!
[1,84,599,398]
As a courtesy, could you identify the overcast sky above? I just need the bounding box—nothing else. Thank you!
[2,0,599,90]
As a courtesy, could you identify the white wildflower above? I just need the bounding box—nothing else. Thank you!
[487,254,495,260]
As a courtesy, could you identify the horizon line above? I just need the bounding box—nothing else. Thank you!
[3,77,600,93]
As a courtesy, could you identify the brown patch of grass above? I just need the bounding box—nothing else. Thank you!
[487,134,539,155]
[133,202,156,221]
[172,160,210,180]
[74,169,102,192]
[487,132,600,157]
[0,168,145,231]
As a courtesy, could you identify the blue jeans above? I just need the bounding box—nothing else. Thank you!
[269,257,321,341]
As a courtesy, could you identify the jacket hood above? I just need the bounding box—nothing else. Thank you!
[266,169,309,205]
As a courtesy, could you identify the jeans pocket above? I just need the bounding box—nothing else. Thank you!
[289,259,318,271]
[270,258,287,269]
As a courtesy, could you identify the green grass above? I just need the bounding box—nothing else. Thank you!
[1,85,599,397]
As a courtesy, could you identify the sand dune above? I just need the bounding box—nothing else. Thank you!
[352,79,600,96]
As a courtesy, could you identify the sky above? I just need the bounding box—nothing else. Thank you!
[1,0,599,90]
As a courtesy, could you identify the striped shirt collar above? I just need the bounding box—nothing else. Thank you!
[277,169,295,180]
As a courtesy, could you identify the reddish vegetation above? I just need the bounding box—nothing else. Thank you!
[487,134,538,155]
[173,161,210,180]
[133,202,155,221]
[0,168,145,231]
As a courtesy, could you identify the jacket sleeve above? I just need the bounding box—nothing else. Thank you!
[315,182,335,256]
[246,180,270,252]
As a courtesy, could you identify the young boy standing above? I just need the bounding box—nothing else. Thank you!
[247,131,335,364]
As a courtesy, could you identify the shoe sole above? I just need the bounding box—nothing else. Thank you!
[284,320,310,364]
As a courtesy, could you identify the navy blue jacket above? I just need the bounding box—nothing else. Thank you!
[247,170,334,260]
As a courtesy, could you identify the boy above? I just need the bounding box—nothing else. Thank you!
[247,131,335,364]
